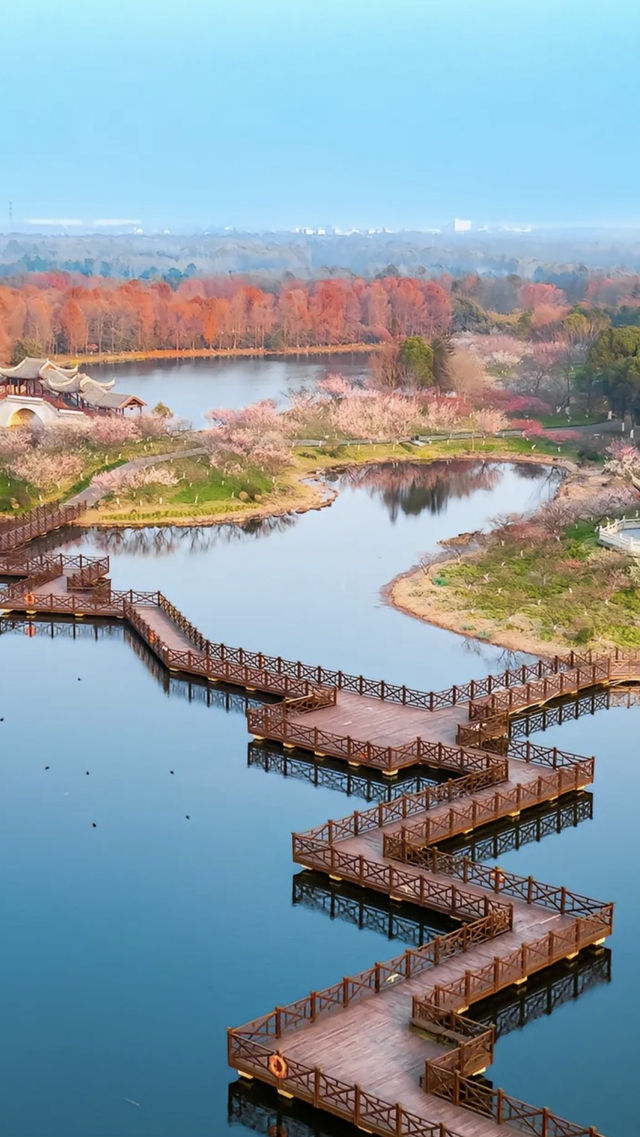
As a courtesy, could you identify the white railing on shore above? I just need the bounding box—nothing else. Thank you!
[598,516,640,553]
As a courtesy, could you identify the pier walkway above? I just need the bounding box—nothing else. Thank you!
[0,498,630,1137]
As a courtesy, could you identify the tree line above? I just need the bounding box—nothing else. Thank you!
[3,270,640,363]
[0,275,451,359]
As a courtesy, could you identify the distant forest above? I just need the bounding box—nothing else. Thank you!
[7,229,640,283]
[3,271,640,359]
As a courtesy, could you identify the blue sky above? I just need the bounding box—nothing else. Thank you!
[3,0,639,231]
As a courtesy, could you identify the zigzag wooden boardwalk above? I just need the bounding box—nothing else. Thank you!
[0,497,632,1137]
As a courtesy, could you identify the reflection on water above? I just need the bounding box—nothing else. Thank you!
[247,741,443,804]
[46,460,560,691]
[80,512,298,558]
[332,459,503,522]
[292,870,456,947]
[3,451,630,1137]
[442,792,594,861]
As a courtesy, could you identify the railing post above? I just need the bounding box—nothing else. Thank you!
[497,1086,504,1122]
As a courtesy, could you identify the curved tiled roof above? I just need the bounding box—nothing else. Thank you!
[0,358,80,382]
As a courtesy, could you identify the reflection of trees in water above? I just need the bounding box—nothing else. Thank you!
[79,513,298,557]
[336,461,502,522]
[513,461,557,482]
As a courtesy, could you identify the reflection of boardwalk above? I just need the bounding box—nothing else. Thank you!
[292,871,455,948]
[0,500,630,1137]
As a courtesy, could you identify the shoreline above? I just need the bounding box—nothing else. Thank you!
[55,343,383,367]
[383,459,612,659]
[77,473,340,530]
[75,445,570,531]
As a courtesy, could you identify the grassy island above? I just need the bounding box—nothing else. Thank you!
[390,459,640,655]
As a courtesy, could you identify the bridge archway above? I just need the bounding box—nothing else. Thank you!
[7,407,40,428]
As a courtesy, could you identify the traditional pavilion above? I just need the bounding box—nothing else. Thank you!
[0,358,146,417]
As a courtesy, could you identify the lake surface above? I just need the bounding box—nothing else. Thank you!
[93,354,370,425]
[0,458,631,1137]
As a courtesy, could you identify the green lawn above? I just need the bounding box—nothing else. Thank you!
[428,517,640,649]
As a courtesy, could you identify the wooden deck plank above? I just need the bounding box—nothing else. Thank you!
[287,691,468,748]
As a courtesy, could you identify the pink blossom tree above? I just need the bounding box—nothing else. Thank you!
[205,400,291,474]
[604,439,640,480]
[8,450,84,489]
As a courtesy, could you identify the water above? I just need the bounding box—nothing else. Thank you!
[479,702,638,1137]
[0,456,628,1137]
[50,460,558,686]
[93,354,370,425]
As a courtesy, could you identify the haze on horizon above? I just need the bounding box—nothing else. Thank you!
[4,0,639,233]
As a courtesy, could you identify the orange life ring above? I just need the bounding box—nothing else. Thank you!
[268,1125,287,1137]
[490,867,506,889]
[25,623,36,637]
[268,1052,288,1080]
[148,631,157,644]
[24,592,35,605]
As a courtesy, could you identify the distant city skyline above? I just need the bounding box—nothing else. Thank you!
[3,0,640,232]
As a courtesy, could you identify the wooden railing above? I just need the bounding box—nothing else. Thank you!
[228,899,605,1137]
[468,660,615,722]
[391,848,610,920]
[248,701,509,773]
[415,913,612,1137]
[380,763,594,851]
[0,587,158,617]
[292,837,512,924]
[426,1066,601,1137]
[423,1018,600,1137]
[0,500,85,552]
[229,1033,480,1137]
[509,738,595,773]
[423,908,613,1016]
[419,1014,495,1090]
[457,714,509,748]
[293,764,510,849]
[0,552,107,578]
[66,556,109,590]
[416,914,613,1137]
[229,908,511,1043]
[2,565,68,599]
[158,592,211,652]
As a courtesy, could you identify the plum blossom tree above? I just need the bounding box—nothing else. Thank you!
[316,373,354,399]
[604,439,640,480]
[90,464,179,494]
[330,393,423,440]
[84,416,141,446]
[468,409,508,435]
[205,400,291,474]
[8,450,84,489]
